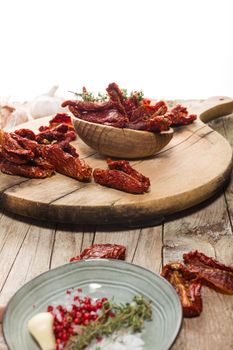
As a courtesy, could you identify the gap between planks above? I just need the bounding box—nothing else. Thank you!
[163,114,233,350]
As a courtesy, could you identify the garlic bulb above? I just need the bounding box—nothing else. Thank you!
[0,103,28,130]
[28,312,56,350]
[30,86,65,119]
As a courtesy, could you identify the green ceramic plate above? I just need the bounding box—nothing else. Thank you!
[3,259,182,350]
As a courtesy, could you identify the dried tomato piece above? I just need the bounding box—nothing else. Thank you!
[49,113,72,126]
[130,105,154,123]
[161,262,202,317]
[71,108,129,128]
[70,244,126,262]
[62,100,116,112]
[36,114,76,144]
[183,251,233,273]
[10,133,40,153]
[35,130,66,144]
[33,157,55,170]
[0,149,30,165]
[107,159,150,191]
[42,144,92,181]
[106,82,127,106]
[63,130,77,143]
[0,131,35,162]
[147,100,168,116]
[93,168,148,194]
[14,128,36,140]
[59,140,79,158]
[129,115,171,132]
[166,105,197,126]
[54,123,69,134]
[0,160,54,178]
[38,125,50,132]
[183,251,233,293]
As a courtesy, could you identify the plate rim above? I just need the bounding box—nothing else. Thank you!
[3,259,183,350]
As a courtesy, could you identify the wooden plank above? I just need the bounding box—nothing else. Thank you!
[0,221,55,305]
[94,227,141,262]
[50,224,96,268]
[164,193,233,350]
[222,114,233,230]
[0,213,30,293]
[81,226,95,250]
[163,113,233,350]
[0,328,7,350]
[132,226,163,274]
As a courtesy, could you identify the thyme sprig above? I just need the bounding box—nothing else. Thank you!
[69,88,108,102]
[65,295,152,350]
[121,89,144,102]
[69,87,144,103]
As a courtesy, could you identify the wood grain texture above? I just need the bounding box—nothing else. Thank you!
[163,115,233,350]
[0,97,232,225]
[0,100,233,350]
[72,117,174,158]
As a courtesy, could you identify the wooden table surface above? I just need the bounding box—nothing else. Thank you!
[0,112,233,350]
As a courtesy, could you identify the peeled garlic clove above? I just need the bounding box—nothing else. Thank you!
[28,312,56,350]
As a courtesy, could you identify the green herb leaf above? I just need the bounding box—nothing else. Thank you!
[65,296,152,350]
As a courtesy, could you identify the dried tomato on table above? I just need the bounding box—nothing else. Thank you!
[0,131,35,164]
[70,244,126,262]
[94,168,148,194]
[0,160,54,178]
[48,113,72,127]
[14,128,36,140]
[107,159,150,189]
[161,250,233,318]
[41,144,92,182]
[183,250,233,293]
[0,114,92,181]
[93,159,150,194]
[165,105,197,126]
[37,113,76,145]
[161,262,202,317]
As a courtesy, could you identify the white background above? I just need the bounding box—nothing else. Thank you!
[0,0,232,101]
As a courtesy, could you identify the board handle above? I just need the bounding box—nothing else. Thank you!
[190,96,233,123]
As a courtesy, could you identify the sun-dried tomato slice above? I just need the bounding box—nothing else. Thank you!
[70,244,126,262]
[161,262,202,317]
[183,251,233,293]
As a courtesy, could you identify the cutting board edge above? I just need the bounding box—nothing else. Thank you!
[1,152,231,225]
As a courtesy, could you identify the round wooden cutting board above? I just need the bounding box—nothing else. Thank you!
[0,97,232,224]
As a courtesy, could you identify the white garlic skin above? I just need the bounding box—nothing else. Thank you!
[28,312,56,350]
[30,86,65,119]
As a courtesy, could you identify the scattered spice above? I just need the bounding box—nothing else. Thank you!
[65,295,152,350]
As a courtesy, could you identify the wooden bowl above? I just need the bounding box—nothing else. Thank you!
[72,117,174,159]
